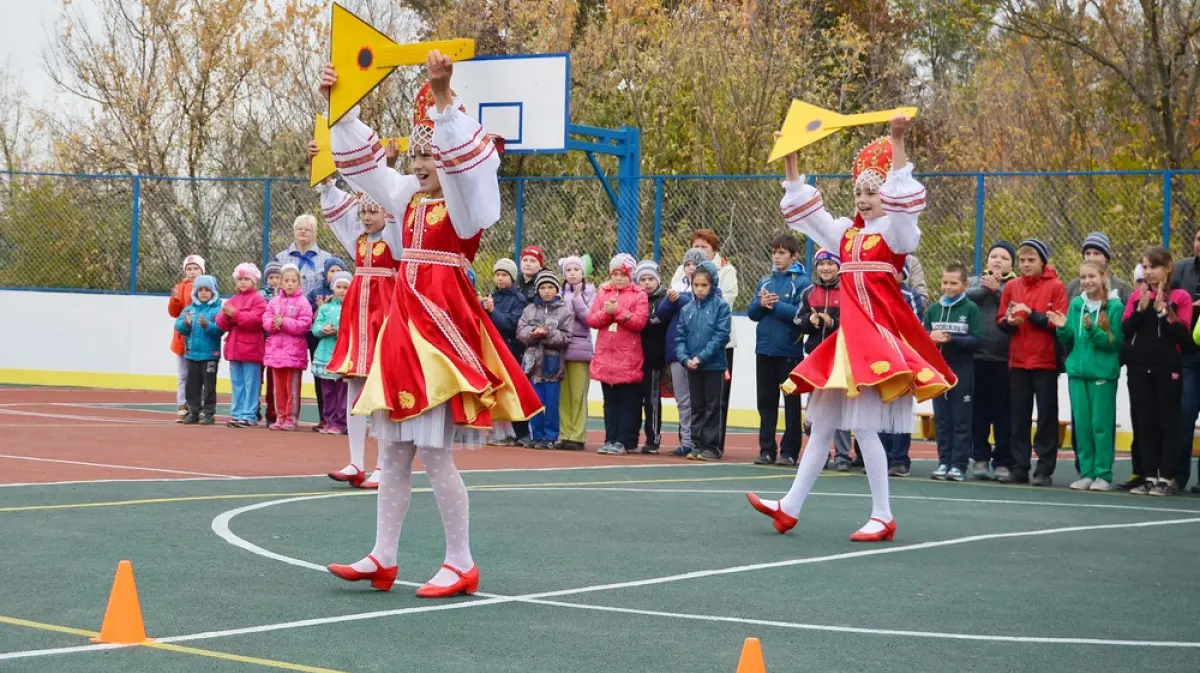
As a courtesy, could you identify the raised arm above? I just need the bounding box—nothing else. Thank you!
[323,77,420,218]
[878,117,926,254]
[780,178,847,253]
[316,179,361,258]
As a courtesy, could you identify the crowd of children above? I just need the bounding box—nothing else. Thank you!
[168,221,1200,498]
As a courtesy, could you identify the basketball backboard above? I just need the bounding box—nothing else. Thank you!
[451,54,570,154]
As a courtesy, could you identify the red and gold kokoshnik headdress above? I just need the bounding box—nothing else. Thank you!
[852,136,892,191]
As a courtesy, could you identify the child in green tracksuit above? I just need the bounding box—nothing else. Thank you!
[1050,260,1123,491]
[924,263,983,481]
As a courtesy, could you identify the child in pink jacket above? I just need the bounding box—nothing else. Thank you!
[217,263,268,427]
[262,264,314,430]
[588,253,649,455]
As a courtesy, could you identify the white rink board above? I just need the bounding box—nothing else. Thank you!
[453,54,569,154]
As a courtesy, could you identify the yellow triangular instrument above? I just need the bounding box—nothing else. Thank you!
[768,101,919,163]
[310,113,408,187]
[328,3,475,125]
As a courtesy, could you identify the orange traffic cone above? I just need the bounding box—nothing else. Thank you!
[736,637,766,673]
[91,560,153,644]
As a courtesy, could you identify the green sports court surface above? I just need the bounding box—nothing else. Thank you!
[2,386,1198,672]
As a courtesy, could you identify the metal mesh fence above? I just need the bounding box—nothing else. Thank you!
[1,170,1195,303]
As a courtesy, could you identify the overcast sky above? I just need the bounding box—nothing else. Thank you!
[0,0,74,104]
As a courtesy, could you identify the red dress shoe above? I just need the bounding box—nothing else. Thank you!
[358,476,379,490]
[849,517,896,542]
[415,564,479,598]
[326,554,398,591]
[746,492,798,534]
[327,467,366,488]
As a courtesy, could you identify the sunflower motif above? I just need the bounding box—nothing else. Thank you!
[862,234,881,251]
[357,238,368,258]
[916,368,935,384]
[405,208,416,230]
[397,391,416,409]
[426,203,447,226]
[372,241,386,256]
[870,361,891,375]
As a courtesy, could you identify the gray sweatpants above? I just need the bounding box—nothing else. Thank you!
[670,361,693,449]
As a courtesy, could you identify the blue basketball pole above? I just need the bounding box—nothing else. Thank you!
[567,123,642,256]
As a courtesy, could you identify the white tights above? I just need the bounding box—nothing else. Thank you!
[766,424,893,533]
[350,440,473,587]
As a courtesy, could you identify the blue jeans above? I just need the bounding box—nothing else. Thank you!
[1177,358,1200,488]
[530,381,561,442]
[229,361,262,422]
[880,433,911,468]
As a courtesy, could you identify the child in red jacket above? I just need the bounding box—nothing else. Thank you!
[997,238,1067,486]
[216,263,267,427]
[588,253,649,455]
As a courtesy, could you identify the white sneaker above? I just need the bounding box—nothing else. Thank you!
[1069,477,1094,491]
[931,464,950,480]
[1089,478,1111,491]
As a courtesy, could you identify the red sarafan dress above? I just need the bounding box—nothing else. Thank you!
[331,88,542,449]
[779,138,954,433]
[317,183,400,379]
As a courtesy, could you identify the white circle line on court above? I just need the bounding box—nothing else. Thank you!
[206,489,1200,649]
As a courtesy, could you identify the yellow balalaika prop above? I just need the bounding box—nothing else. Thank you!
[768,101,919,163]
[327,2,475,125]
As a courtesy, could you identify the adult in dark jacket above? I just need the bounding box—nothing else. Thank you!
[485,258,530,443]
[746,234,810,465]
[965,241,1017,481]
[1171,229,1200,491]
[636,261,669,452]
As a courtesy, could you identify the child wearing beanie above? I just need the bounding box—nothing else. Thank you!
[589,253,649,455]
[175,274,224,425]
[217,263,267,427]
[169,254,206,419]
[636,260,668,453]
[484,258,530,445]
[263,264,314,431]
[557,255,596,450]
[261,261,283,302]
[311,272,352,434]
[655,247,710,455]
[517,270,575,448]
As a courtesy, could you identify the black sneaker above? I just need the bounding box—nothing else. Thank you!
[1150,480,1170,497]
[775,456,797,466]
[695,449,721,461]
[834,459,852,472]
[1116,476,1143,491]
[182,415,199,425]
[640,445,660,455]
[517,437,534,448]
[997,470,1028,484]
[754,453,775,465]
[1030,474,1052,487]
[556,440,585,451]
[887,464,910,477]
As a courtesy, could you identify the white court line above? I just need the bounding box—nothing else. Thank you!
[0,643,126,662]
[0,454,236,479]
[0,461,728,488]
[197,491,1200,649]
[0,408,168,425]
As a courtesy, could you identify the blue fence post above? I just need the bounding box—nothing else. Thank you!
[1163,170,1173,249]
[616,127,642,255]
[514,178,525,260]
[653,177,663,262]
[974,173,986,274]
[129,176,141,294]
[261,178,273,269]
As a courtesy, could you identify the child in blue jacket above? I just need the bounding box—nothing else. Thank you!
[746,233,810,466]
[175,275,225,424]
[676,262,732,461]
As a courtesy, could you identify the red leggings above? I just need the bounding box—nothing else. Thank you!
[271,368,302,423]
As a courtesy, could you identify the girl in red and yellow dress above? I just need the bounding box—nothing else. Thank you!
[310,141,403,489]
[319,52,542,597]
[748,116,955,542]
